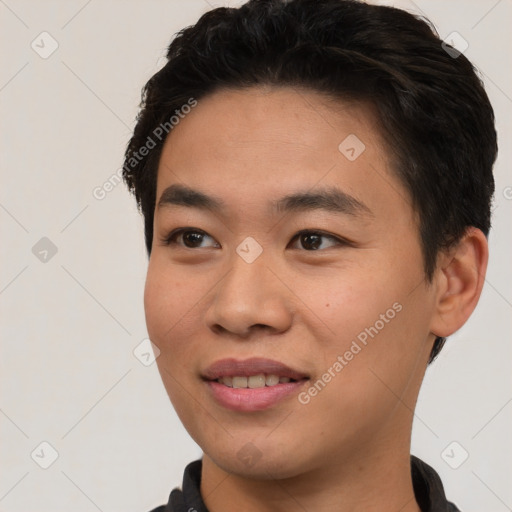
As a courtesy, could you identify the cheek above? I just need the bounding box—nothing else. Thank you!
[294,293,430,454]
[294,267,401,344]
[144,262,203,414]
[295,261,432,386]
[143,260,199,368]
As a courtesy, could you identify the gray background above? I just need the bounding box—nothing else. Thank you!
[1,0,510,511]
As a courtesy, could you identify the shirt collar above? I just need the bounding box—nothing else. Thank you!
[162,456,460,512]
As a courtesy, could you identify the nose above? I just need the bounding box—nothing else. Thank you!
[204,252,293,338]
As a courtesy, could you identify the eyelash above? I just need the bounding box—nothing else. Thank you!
[160,228,351,251]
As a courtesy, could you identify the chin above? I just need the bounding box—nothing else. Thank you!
[203,438,314,480]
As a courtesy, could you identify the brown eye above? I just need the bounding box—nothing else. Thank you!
[181,231,206,248]
[300,233,322,250]
[289,230,345,251]
[162,228,219,248]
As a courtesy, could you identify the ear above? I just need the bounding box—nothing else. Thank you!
[429,227,489,338]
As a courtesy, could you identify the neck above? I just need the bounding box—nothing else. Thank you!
[200,432,421,512]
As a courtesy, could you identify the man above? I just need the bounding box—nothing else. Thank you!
[122,1,497,510]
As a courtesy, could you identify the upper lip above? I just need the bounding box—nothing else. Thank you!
[202,357,309,381]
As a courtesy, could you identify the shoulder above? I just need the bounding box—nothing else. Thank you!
[144,459,205,512]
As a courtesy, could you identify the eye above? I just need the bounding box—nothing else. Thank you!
[289,230,348,251]
[160,228,350,251]
[161,228,219,249]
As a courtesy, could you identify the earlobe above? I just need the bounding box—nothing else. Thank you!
[429,228,489,338]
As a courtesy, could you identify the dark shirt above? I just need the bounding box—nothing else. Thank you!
[149,455,460,512]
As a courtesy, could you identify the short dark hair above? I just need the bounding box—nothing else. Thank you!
[122,0,497,363]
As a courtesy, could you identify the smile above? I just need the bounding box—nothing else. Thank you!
[216,374,296,388]
[202,358,309,411]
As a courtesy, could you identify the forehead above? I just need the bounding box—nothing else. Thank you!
[160,86,384,158]
[155,86,412,222]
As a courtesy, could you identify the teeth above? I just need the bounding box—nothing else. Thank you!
[265,374,279,386]
[248,374,266,388]
[232,376,248,388]
[217,374,293,388]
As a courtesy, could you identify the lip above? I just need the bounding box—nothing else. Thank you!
[202,357,309,412]
[206,380,307,412]
[202,357,308,381]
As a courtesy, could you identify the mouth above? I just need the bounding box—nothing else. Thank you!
[215,374,300,388]
[202,356,309,382]
[202,357,309,412]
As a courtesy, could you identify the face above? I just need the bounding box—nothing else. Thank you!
[144,86,438,479]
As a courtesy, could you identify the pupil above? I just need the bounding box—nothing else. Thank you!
[302,234,321,250]
[184,231,202,247]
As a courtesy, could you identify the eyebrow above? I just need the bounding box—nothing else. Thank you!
[156,183,373,217]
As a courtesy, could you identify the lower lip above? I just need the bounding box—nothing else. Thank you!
[206,380,308,412]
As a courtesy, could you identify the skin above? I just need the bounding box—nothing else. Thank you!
[144,86,488,512]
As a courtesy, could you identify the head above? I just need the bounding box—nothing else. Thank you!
[123,0,496,479]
